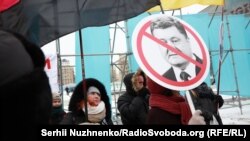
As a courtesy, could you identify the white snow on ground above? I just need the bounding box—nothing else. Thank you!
[219,105,250,125]
[219,95,250,125]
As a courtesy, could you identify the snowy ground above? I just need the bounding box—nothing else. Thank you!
[62,92,250,125]
[219,95,250,125]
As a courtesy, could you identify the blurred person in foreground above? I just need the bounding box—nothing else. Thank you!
[0,29,52,140]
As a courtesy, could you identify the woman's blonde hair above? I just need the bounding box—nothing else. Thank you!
[132,68,146,92]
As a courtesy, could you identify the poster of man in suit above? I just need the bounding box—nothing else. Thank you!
[132,14,210,90]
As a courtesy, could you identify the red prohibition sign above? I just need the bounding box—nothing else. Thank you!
[134,16,209,90]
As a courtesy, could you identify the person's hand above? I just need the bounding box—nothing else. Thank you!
[137,87,150,97]
[137,84,144,91]
[188,110,206,125]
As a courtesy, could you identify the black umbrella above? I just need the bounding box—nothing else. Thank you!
[0,0,160,47]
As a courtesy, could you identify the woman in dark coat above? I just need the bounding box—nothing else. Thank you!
[118,69,150,125]
[60,78,113,125]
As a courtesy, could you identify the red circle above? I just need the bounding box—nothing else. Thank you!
[136,21,208,87]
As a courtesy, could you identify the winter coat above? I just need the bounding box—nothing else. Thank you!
[117,72,149,125]
[191,82,224,125]
[50,106,66,125]
[60,78,113,125]
[147,108,182,124]
[146,77,192,125]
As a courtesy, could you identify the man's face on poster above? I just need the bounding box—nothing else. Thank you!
[153,26,192,69]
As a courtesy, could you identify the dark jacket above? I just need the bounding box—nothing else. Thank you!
[146,77,192,125]
[118,73,149,125]
[50,106,66,125]
[0,69,52,138]
[191,82,224,125]
[60,78,113,125]
[147,108,182,124]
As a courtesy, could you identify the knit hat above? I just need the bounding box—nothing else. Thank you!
[87,86,100,95]
[52,92,62,101]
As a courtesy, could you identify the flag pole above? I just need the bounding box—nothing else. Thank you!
[76,0,88,121]
[215,1,225,119]
[186,91,195,115]
[225,17,243,115]
[245,19,250,29]
[208,6,218,28]
[159,0,164,14]
[216,5,224,97]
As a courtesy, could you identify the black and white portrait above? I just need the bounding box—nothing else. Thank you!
[150,16,203,82]
[132,14,210,90]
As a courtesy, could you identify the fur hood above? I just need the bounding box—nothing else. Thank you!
[68,78,112,124]
[123,69,147,95]
[131,68,147,92]
[123,73,136,95]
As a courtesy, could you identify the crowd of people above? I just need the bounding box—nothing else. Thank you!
[118,69,223,125]
[0,30,223,125]
[0,28,224,140]
[49,68,223,126]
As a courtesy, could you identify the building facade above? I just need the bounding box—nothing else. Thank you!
[61,59,75,85]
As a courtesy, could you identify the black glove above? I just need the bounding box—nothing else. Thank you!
[137,87,150,98]
[201,111,213,125]
[214,95,224,108]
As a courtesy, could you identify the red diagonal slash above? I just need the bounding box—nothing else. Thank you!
[143,31,203,69]
[134,18,209,88]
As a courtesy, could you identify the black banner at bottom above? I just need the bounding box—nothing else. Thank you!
[36,125,249,139]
